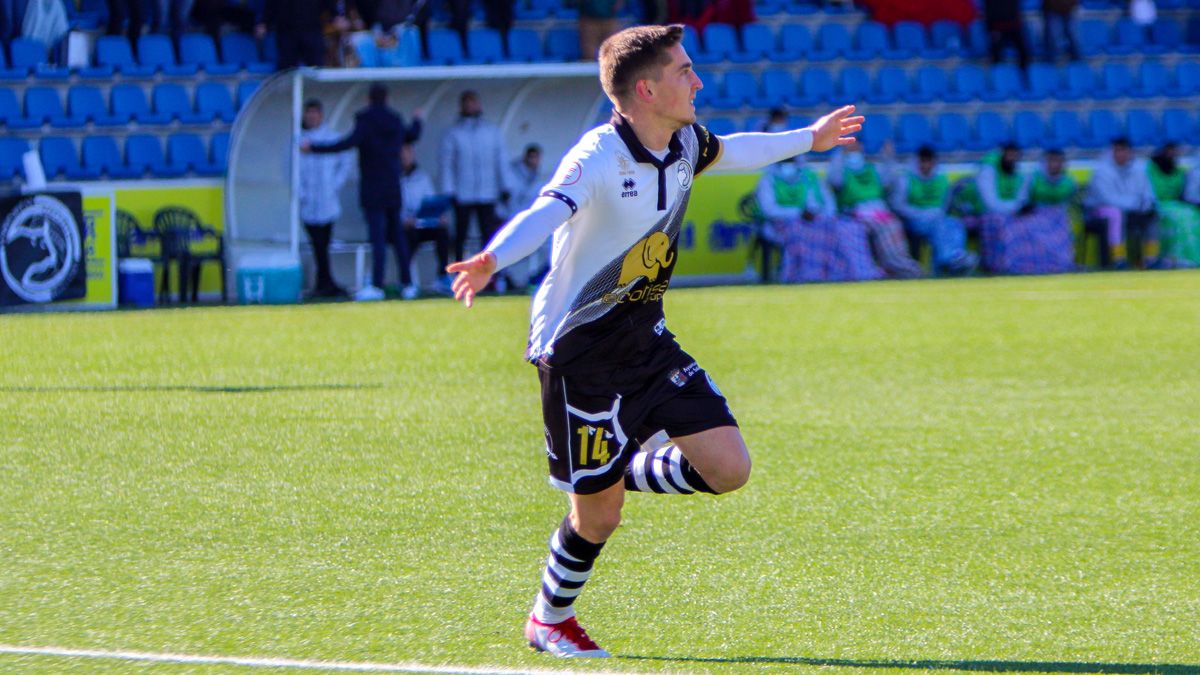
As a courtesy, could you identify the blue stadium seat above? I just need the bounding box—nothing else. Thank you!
[859,114,892,154]
[515,0,549,20]
[982,63,1022,102]
[17,38,70,78]
[95,36,153,77]
[1097,62,1133,99]
[681,25,710,64]
[153,83,208,124]
[507,29,543,62]
[870,65,910,104]
[66,85,123,126]
[0,88,39,128]
[754,0,786,16]
[220,32,273,73]
[935,112,970,152]
[262,32,278,64]
[838,66,871,102]
[705,117,737,136]
[693,69,716,109]
[946,63,985,102]
[127,134,185,178]
[0,138,29,181]
[969,112,1009,151]
[852,21,889,60]
[1133,61,1169,98]
[737,23,775,62]
[112,83,171,125]
[812,23,851,60]
[1166,61,1200,96]
[180,33,239,74]
[237,80,262,109]
[927,20,960,58]
[1127,109,1159,147]
[887,21,924,59]
[896,113,932,153]
[196,82,236,123]
[907,65,944,104]
[139,34,197,75]
[770,24,811,61]
[1111,17,1151,54]
[752,68,798,108]
[82,135,141,179]
[1149,18,1186,52]
[965,21,990,57]
[1048,110,1082,148]
[1082,109,1122,148]
[25,87,77,128]
[545,29,579,61]
[211,132,231,172]
[466,28,507,64]
[427,28,466,64]
[711,70,756,110]
[1076,19,1109,57]
[1162,109,1198,145]
[796,67,834,106]
[1061,62,1095,100]
[168,133,222,176]
[703,23,744,63]
[1023,63,1058,101]
[41,137,100,180]
[1012,111,1045,150]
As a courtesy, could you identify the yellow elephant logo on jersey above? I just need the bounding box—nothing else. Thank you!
[618,231,675,286]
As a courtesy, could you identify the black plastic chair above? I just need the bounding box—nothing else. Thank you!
[152,206,227,303]
[117,208,178,305]
[738,192,780,283]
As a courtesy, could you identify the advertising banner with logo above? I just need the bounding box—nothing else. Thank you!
[0,192,89,307]
[676,173,760,279]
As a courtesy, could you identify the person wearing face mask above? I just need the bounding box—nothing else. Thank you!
[1147,142,1200,266]
[756,155,883,283]
[889,146,977,276]
[975,143,1075,275]
[827,141,925,278]
[1083,137,1160,269]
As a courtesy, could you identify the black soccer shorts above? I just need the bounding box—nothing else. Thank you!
[538,347,738,494]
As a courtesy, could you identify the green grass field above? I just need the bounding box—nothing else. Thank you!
[2,271,1199,675]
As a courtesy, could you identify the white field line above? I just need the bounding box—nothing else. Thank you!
[0,645,652,675]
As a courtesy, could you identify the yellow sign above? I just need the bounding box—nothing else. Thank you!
[58,190,117,310]
[115,183,225,297]
[678,173,759,277]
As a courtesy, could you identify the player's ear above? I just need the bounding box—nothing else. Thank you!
[634,79,654,103]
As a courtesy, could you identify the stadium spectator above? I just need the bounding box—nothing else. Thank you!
[257,0,347,69]
[889,145,978,276]
[502,144,552,287]
[484,0,514,42]
[1041,0,1080,62]
[400,143,454,294]
[299,99,353,299]
[760,106,788,133]
[639,0,667,25]
[975,144,1075,275]
[1029,148,1077,208]
[106,0,144,52]
[1084,137,1160,269]
[757,154,883,283]
[192,0,257,44]
[302,84,423,301]
[579,0,622,61]
[440,90,513,290]
[1148,143,1200,266]
[148,0,194,50]
[353,0,431,60]
[827,141,925,278]
[983,0,1030,72]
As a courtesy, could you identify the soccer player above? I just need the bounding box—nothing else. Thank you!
[446,25,863,658]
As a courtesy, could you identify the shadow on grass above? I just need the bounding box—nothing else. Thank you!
[618,654,1200,674]
[0,384,383,394]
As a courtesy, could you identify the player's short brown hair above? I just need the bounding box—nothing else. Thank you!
[599,25,685,105]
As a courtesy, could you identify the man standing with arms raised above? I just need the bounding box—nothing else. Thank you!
[447,25,863,657]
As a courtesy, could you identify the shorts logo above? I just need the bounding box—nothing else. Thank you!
[668,363,700,388]
[653,318,666,335]
[617,231,674,286]
[621,178,638,198]
[1,195,84,303]
[554,161,582,187]
[676,159,693,190]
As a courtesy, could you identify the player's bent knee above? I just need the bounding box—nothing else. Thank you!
[570,508,622,543]
[708,453,752,494]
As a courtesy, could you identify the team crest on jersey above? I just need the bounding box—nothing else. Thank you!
[616,153,636,176]
[676,159,693,189]
[554,161,582,186]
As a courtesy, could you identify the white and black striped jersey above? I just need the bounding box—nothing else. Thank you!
[526,113,722,372]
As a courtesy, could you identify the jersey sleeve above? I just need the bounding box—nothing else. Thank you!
[539,138,603,217]
[692,123,723,176]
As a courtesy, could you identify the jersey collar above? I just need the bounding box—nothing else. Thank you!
[611,112,684,211]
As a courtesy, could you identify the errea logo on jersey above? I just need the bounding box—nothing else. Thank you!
[621,178,638,198]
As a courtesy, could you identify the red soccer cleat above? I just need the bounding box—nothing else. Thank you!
[524,614,610,658]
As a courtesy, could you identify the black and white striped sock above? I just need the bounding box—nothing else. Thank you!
[532,517,605,624]
[623,435,715,495]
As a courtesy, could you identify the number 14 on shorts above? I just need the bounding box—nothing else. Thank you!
[576,425,612,466]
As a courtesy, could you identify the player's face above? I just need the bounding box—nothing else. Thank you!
[651,44,702,129]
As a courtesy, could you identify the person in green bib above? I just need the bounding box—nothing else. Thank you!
[755,155,883,283]
[976,143,1076,274]
[827,140,925,278]
[889,145,978,276]
[1029,149,1078,208]
[1147,143,1200,266]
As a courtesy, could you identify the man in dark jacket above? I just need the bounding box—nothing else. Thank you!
[303,84,423,301]
[256,0,347,69]
[983,0,1030,72]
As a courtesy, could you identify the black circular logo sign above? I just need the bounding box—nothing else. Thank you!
[0,195,84,303]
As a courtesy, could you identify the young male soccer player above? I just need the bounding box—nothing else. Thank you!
[447,24,863,657]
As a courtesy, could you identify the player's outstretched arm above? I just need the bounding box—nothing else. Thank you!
[808,104,865,153]
[446,252,497,308]
[706,104,865,175]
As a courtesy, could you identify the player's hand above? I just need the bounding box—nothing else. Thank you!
[299,139,312,153]
[446,251,497,308]
[808,105,865,153]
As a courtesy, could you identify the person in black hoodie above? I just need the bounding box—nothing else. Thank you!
[983,0,1030,72]
[302,84,423,299]
[256,0,347,69]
